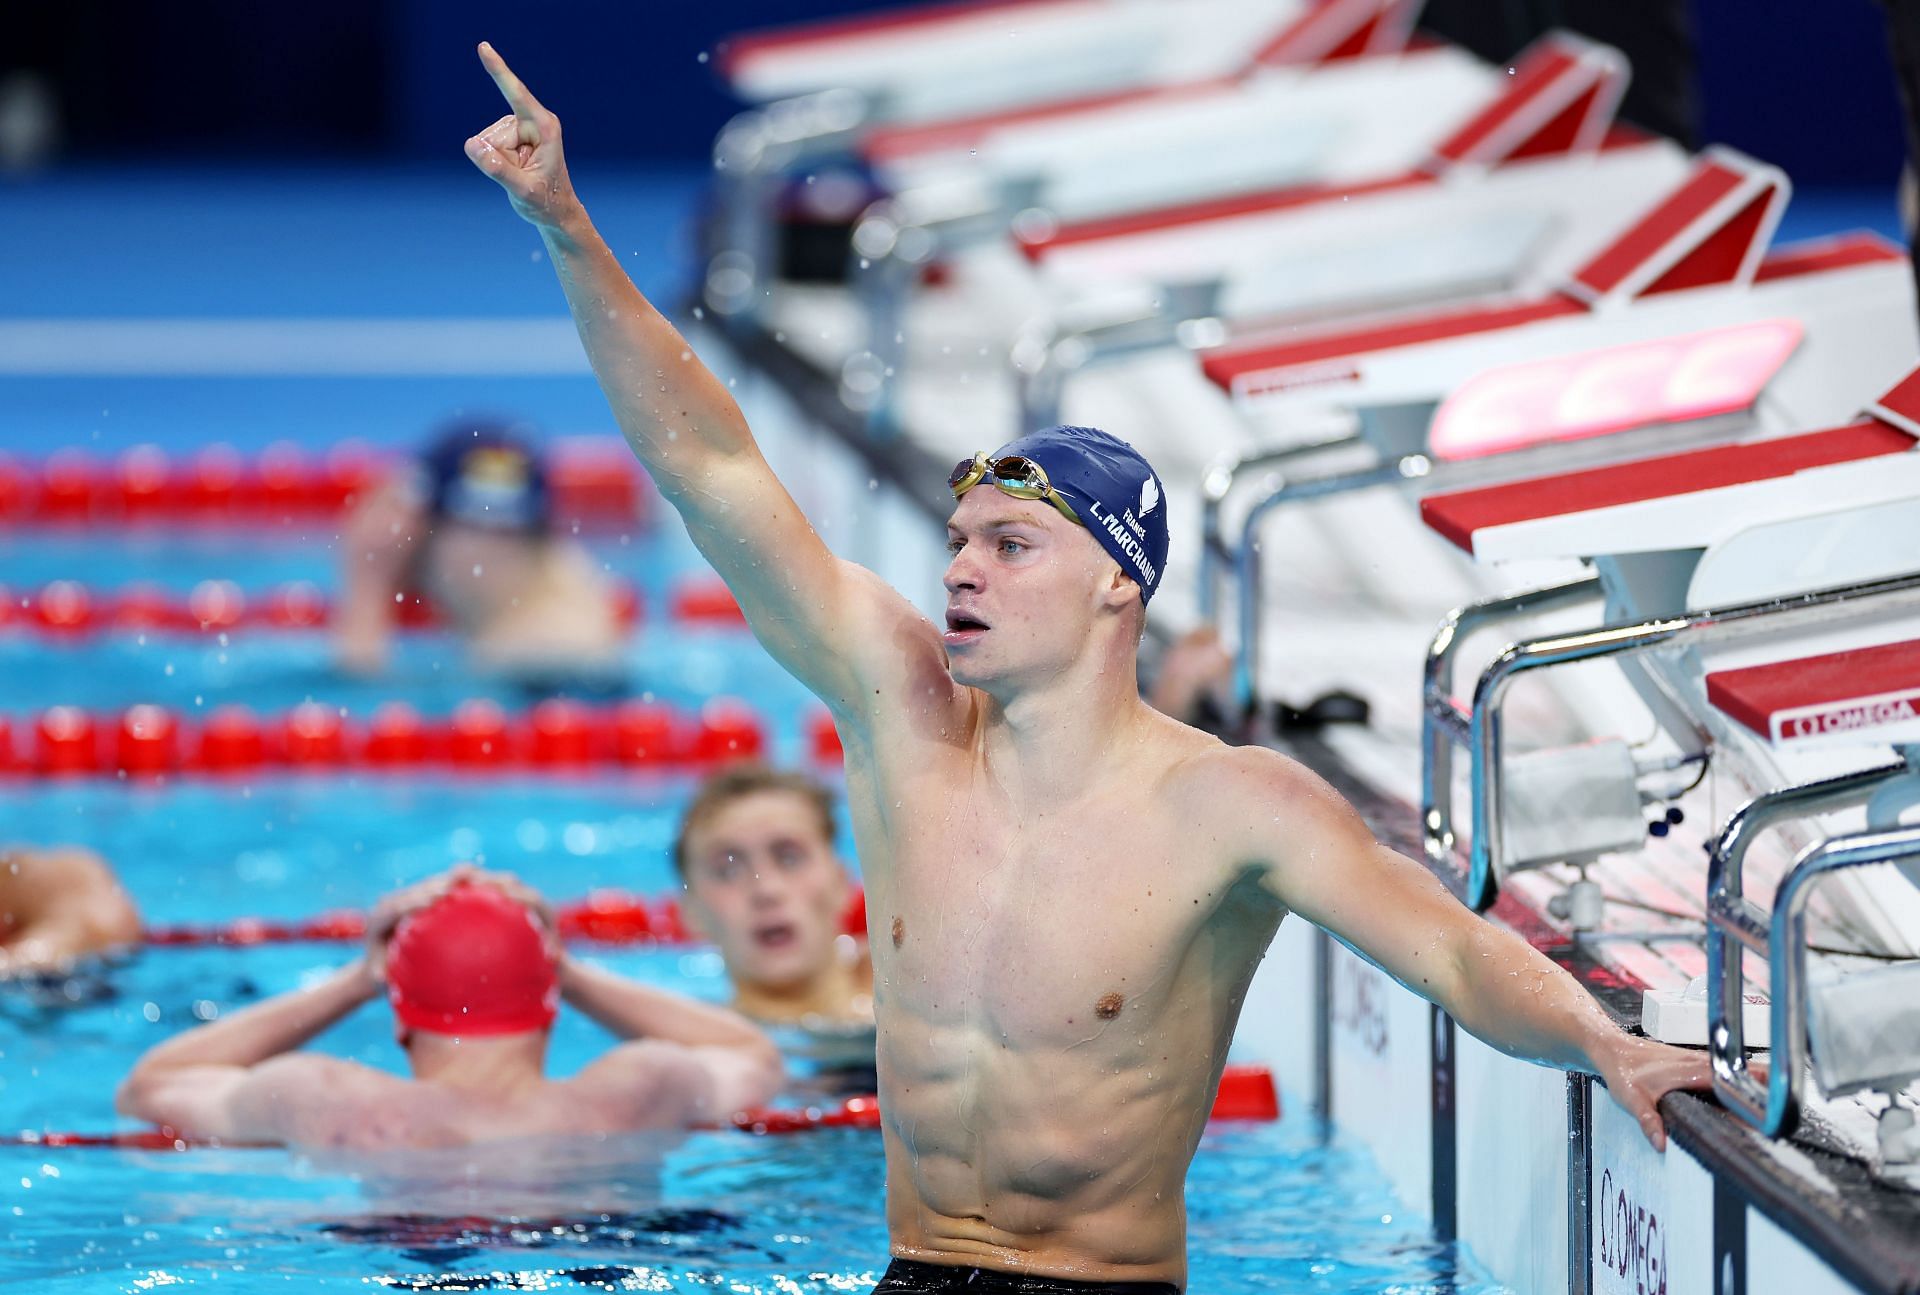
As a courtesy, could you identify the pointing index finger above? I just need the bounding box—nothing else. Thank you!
[478,41,545,121]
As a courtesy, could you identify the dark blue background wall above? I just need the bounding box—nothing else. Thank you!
[5,0,1909,185]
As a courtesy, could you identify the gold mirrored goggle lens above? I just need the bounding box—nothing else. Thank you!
[948,454,1081,524]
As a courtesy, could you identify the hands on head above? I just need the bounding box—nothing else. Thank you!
[465,43,575,228]
[362,864,559,988]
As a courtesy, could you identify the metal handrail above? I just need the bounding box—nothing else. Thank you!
[1420,575,1603,877]
[1012,282,1226,430]
[706,90,874,323]
[1423,569,1920,910]
[1217,410,1753,719]
[1703,768,1912,1136]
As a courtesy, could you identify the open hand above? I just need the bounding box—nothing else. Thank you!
[1602,1035,1714,1151]
[464,43,576,228]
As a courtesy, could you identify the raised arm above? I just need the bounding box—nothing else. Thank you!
[114,961,380,1142]
[463,43,940,718]
[1226,750,1710,1150]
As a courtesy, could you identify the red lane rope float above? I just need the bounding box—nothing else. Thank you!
[0,439,648,531]
[143,886,867,950]
[0,575,757,640]
[0,697,845,780]
[6,1066,1278,1150]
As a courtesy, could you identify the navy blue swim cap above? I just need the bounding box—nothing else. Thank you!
[418,421,549,534]
[991,425,1168,604]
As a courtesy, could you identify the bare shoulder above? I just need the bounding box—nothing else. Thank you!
[1159,730,1368,851]
[566,1040,712,1120]
[229,1055,413,1146]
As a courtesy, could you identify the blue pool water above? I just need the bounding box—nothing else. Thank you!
[0,160,1631,1292]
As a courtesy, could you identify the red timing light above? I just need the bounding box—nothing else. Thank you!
[0,715,17,774]
[117,705,180,778]
[1429,318,1803,462]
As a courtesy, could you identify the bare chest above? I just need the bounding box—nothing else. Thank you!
[863,790,1231,1045]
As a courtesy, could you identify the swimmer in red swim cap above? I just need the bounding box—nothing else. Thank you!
[384,877,561,1041]
[117,867,781,1152]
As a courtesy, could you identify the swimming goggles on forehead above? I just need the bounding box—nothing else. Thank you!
[947,453,1082,526]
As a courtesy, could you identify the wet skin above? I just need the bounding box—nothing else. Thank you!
[465,44,1713,1290]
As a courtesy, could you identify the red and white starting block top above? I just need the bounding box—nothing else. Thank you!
[1707,640,1920,752]
[1418,365,1920,566]
[861,0,1425,162]
[1418,419,1920,563]
[1191,149,1912,429]
[718,0,1306,120]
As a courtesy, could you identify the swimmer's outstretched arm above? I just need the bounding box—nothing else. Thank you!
[114,960,381,1142]
[1223,750,1710,1151]
[0,847,141,976]
[465,45,946,721]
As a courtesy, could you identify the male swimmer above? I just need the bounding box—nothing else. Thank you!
[674,765,875,1073]
[117,868,781,1151]
[0,846,140,977]
[465,45,1712,1292]
[335,420,625,684]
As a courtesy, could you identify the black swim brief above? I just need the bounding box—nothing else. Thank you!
[873,1259,1179,1294]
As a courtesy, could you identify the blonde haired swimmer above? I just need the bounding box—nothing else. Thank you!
[466,43,1711,1291]
[115,867,781,1152]
[673,765,875,1066]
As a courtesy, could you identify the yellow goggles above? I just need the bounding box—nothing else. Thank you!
[947,453,1082,526]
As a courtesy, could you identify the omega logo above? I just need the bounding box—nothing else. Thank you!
[1596,1167,1668,1295]
[1330,954,1389,1057]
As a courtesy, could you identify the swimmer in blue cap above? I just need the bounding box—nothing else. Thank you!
[468,46,1711,1293]
[335,420,625,683]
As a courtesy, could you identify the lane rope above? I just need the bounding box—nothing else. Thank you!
[2,1066,1279,1149]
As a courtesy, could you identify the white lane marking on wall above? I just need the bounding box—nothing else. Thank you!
[0,319,593,375]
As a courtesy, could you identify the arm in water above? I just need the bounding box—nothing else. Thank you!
[1224,748,1711,1150]
[463,43,946,727]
